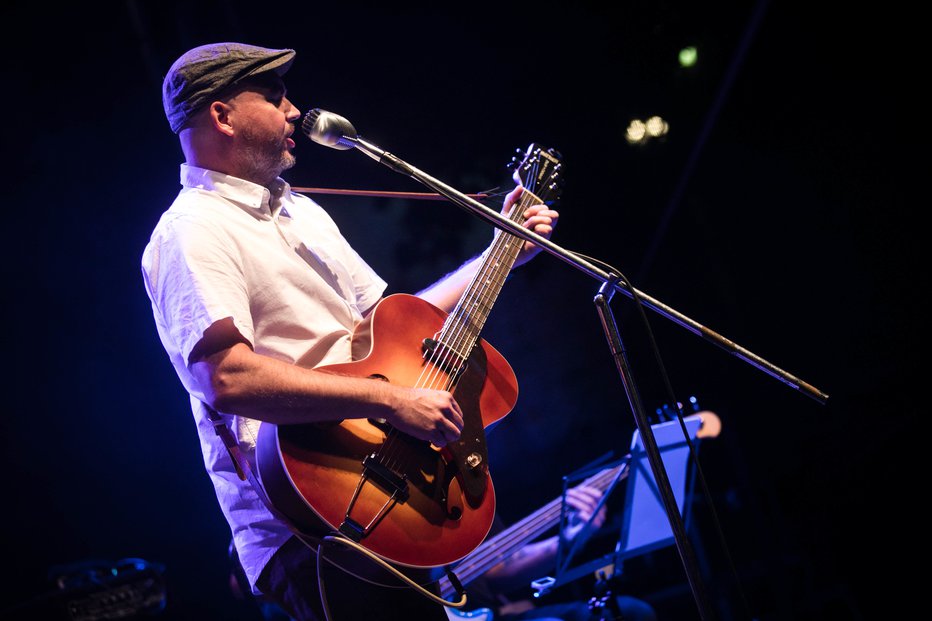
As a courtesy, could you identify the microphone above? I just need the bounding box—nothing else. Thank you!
[300,108,405,171]
[301,108,358,150]
[296,108,547,251]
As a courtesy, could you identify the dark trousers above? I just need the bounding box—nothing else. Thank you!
[256,536,452,621]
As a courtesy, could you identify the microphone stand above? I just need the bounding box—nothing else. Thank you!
[333,132,829,621]
[343,134,828,404]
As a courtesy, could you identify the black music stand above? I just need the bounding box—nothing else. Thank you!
[531,415,704,596]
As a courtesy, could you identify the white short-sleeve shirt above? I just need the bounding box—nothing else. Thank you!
[141,164,387,592]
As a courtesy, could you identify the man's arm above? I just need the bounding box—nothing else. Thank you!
[187,184,556,444]
[188,318,464,446]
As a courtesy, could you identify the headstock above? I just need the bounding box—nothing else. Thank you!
[656,395,722,439]
[508,143,564,206]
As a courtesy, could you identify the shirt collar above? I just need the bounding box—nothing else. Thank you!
[179,164,292,218]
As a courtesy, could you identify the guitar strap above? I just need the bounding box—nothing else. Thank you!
[204,404,320,545]
[205,405,248,480]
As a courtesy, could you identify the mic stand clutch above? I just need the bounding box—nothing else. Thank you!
[302,109,830,620]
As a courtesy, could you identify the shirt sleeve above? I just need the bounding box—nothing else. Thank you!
[143,212,255,366]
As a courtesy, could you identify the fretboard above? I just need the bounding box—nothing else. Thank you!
[434,191,541,365]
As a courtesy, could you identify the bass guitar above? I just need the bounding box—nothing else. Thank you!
[443,410,721,620]
[256,144,564,574]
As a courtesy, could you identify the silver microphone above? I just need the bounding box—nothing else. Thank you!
[299,109,404,170]
[301,108,358,150]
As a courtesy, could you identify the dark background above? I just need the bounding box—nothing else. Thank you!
[1,1,917,620]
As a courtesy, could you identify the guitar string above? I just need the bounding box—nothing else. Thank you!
[377,184,537,471]
[374,199,524,472]
[439,463,629,593]
[336,218,522,527]
[377,160,545,473]
[420,152,546,405]
[371,155,551,506]
[437,193,528,377]
[439,173,544,372]
[425,152,545,393]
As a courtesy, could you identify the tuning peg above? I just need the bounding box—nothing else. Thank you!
[506,147,524,169]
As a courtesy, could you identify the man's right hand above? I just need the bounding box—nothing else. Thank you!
[384,386,464,447]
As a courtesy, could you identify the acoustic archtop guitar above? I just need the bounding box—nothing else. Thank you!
[256,144,564,575]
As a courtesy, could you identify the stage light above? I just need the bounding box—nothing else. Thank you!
[625,116,669,145]
[678,46,698,68]
[625,119,647,144]
[645,116,669,137]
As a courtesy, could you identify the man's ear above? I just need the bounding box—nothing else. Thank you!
[209,100,235,137]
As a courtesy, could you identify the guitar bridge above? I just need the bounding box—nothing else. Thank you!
[338,454,410,542]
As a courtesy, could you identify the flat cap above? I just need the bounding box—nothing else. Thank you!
[162,42,296,133]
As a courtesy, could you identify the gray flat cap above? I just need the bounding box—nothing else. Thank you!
[162,42,296,133]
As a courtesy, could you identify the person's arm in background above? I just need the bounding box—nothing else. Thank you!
[481,485,607,595]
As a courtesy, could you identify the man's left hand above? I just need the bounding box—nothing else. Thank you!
[501,185,560,268]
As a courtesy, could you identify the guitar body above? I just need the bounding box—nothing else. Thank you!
[257,293,518,570]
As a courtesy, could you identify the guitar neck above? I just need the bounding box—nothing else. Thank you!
[437,191,541,361]
[439,461,628,599]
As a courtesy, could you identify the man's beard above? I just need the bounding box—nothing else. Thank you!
[238,128,295,185]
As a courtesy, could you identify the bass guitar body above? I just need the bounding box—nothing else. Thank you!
[256,293,518,572]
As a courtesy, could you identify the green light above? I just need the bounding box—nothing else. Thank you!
[678,46,698,68]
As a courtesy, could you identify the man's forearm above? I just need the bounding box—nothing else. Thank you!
[416,254,484,313]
